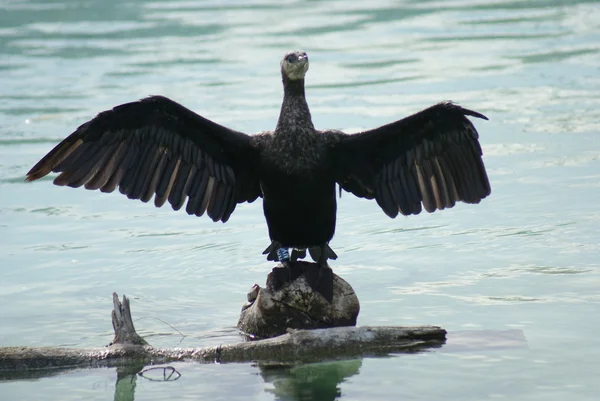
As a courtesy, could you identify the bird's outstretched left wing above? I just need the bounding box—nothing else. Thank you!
[332,102,491,217]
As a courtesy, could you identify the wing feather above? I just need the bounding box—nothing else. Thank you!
[401,161,419,207]
[155,156,179,202]
[119,141,150,197]
[142,150,169,203]
[167,164,194,210]
[333,102,490,217]
[431,157,450,209]
[421,158,443,210]
[208,181,227,222]
[375,179,397,218]
[395,166,411,214]
[437,155,459,204]
[186,168,208,216]
[221,186,236,223]
[101,141,138,193]
[415,163,436,213]
[54,140,94,177]
[60,144,112,188]
[85,141,127,190]
[26,96,261,223]
[455,144,478,202]
[198,176,215,217]
[130,143,162,200]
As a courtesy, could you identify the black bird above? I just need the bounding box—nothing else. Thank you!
[26,51,491,302]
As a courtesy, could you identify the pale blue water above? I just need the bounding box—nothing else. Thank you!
[1,0,600,399]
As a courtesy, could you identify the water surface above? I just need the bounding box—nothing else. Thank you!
[1,0,600,400]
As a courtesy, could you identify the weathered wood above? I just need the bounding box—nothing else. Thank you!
[0,325,445,372]
[111,293,148,346]
[238,263,360,339]
[0,293,446,374]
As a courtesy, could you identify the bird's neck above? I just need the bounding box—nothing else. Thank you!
[275,77,315,133]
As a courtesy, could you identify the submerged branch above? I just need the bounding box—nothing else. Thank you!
[0,294,446,374]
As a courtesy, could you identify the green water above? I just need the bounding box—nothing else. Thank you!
[1,0,600,400]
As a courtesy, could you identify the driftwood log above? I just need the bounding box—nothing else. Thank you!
[0,293,446,375]
[238,263,360,339]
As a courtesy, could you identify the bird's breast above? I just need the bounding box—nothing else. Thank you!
[261,128,329,175]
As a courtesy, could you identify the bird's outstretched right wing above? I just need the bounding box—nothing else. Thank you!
[26,95,261,222]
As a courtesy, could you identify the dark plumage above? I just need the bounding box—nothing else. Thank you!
[26,50,491,301]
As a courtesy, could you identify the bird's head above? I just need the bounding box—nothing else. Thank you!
[280,51,309,81]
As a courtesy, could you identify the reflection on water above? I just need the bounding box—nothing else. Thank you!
[2,360,360,401]
[115,363,145,401]
[260,360,362,401]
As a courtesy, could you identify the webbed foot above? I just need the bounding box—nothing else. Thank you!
[290,248,306,262]
[308,243,338,263]
[262,241,281,262]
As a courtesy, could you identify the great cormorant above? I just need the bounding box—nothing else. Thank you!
[26,51,491,301]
